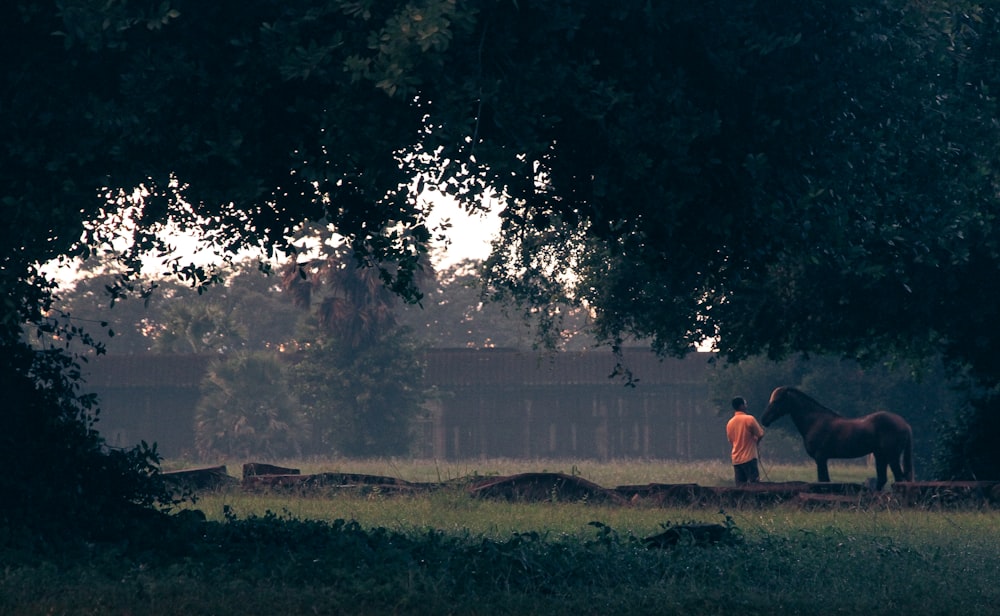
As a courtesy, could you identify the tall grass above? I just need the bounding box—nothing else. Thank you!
[5,459,993,615]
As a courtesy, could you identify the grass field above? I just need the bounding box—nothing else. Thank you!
[164,455,875,487]
[4,459,997,615]
[180,457,878,534]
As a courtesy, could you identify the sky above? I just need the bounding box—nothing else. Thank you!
[425,196,500,268]
[43,193,501,287]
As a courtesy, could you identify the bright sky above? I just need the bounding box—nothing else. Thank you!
[425,196,500,268]
[43,193,501,287]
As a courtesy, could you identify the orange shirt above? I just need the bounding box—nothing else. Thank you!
[726,411,764,465]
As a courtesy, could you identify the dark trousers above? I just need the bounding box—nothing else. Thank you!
[733,459,760,484]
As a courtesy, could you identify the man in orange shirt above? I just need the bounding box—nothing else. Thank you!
[726,397,765,484]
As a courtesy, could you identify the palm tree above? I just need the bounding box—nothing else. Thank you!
[282,243,402,349]
[194,351,310,460]
[280,226,430,456]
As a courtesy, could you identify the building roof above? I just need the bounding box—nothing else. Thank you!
[81,348,713,390]
[421,348,712,387]
[82,354,214,389]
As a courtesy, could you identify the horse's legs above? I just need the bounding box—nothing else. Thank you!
[815,459,831,482]
[888,453,905,483]
[873,453,889,490]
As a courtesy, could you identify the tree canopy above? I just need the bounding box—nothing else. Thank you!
[6,0,1000,534]
[12,1,1000,376]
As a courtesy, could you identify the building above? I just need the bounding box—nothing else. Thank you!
[419,349,715,460]
[83,349,718,460]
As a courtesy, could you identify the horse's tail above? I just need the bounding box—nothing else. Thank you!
[902,426,914,481]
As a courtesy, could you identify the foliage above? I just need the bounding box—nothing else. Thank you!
[428,2,1000,471]
[194,352,310,460]
[148,263,302,353]
[57,253,597,355]
[290,331,426,457]
[0,341,171,545]
[150,302,247,354]
[933,386,1000,480]
[4,503,1000,615]
[8,0,1000,543]
[53,260,302,354]
[397,258,597,350]
[465,1,1000,373]
[6,0,446,301]
[281,238,408,346]
[279,237,429,457]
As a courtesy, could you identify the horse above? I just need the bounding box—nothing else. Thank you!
[760,386,913,490]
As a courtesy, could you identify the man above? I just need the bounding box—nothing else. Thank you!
[726,396,765,484]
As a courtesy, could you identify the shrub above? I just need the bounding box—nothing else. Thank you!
[0,342,170,545]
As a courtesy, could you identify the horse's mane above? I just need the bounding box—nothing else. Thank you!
[784,387,841,417]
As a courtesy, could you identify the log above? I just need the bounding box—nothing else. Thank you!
[242,472,426,494]
[242,462,301,479]
[616,483,702,506]
[795,493,862,510]
[162,465,237,492]
[468,472,626,505]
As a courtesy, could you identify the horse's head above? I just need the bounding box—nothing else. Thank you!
[760,386,792,427]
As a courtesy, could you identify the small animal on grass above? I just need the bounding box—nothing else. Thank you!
[760,386,913,490]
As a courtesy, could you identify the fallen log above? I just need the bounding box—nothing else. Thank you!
[242,462,301,479]
[468,472,626,505]
[616,483,702,506]
[795,493,863,510]
[162,465,238,492]
[242,472,430,494]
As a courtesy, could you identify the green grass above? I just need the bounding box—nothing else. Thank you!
[173,456,879,535]
[4,459,994,615]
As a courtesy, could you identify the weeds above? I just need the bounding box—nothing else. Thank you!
[4,461,1000,615]
[5,508,999,615]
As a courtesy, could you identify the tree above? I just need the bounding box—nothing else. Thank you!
[9,0,1000,540]
[396,258,597,350]
[461,2,999,366]
[282,235,428,456]
[0,341,170,542]
[146,262,301,354]
[195,351,309,460]
[446,2,1000,475]
[291,334,425,457]
[52,258,302,354]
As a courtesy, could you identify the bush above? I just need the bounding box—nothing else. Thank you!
[0,342,171,545]
[933,390,1000,480]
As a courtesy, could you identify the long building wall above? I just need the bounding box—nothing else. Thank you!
[417,383,715,460]
[85,350,717,460]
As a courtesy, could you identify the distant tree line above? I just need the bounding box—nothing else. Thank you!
[51,245,596,459]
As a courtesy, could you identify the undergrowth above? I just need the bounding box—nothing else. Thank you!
[3,459,996,614]
[2,504,999,615]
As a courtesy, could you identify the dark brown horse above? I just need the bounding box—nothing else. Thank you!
[761,386,913,490]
